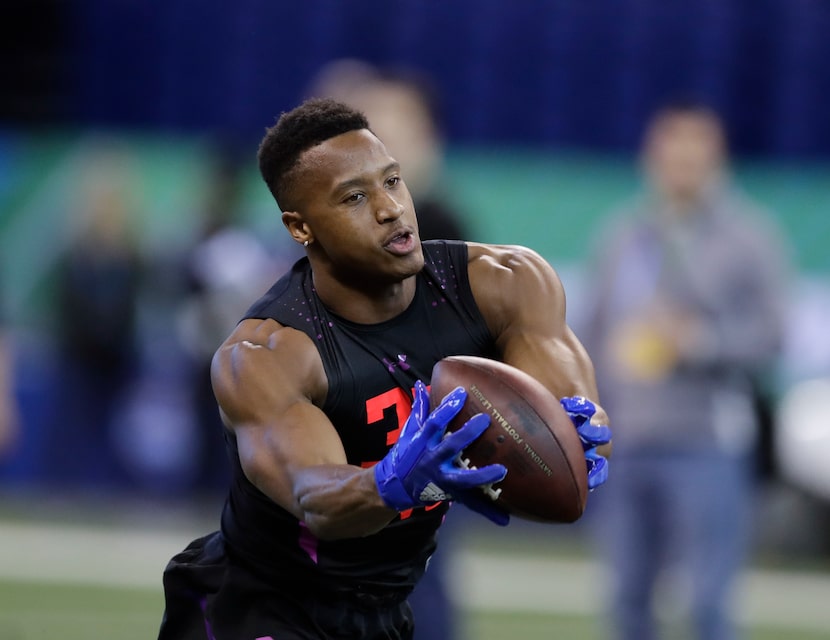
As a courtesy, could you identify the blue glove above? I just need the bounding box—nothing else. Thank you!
[453,486,511,527]
[559,396,612,490]
[375,381,508,512]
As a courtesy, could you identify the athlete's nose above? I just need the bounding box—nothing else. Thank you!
[375,191,405,222]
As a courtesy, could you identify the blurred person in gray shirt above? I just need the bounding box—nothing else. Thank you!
[583,99,790,640]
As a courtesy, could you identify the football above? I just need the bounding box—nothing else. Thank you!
[430,355,588,523]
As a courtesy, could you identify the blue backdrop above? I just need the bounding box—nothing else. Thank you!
[62,0,830,158]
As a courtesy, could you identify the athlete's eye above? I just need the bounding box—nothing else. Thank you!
[386,175,401,188]
[343,192,364,204]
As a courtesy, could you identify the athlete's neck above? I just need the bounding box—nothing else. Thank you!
[312,272,417,324]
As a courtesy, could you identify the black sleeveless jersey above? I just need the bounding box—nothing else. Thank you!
[219,240,497,598]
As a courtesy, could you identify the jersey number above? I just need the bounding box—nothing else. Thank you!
[364,385,441,520]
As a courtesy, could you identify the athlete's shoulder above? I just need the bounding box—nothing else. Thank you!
[465,242,565,332]
[213,317,328,414]
[466,242,552,278]
[220,317,296,349]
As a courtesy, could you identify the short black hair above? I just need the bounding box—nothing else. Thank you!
[648,94,723,128]
[257,98,369,211]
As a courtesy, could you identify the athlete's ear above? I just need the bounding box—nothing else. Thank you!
[282,211,312,247]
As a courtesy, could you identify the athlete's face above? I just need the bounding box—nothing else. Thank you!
[285,129,423,283]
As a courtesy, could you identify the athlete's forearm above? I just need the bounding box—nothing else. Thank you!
[290,464,397,539]
[237,430,398,539]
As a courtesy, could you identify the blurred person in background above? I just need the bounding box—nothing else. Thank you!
[0,284,20,460]
[46,159,144,487]
[175,146,286,492]
[308,60,473,640]
[583,100,790,640]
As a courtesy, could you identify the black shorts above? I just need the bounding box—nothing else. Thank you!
[157,531,415,640]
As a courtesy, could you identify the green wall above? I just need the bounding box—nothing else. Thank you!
[445,147,830,273]
[1,132,828,323]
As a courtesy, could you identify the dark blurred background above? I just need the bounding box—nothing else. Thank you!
[4,0,830,154]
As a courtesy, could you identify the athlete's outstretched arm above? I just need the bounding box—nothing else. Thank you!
[212,317,504,539]
[212,318,396,539]
[468,243,612,457]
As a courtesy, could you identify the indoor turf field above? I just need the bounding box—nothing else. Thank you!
[0,578,827,640]
[1,509,827,640]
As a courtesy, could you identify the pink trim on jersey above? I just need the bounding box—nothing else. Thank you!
[198,596,217,640]
[298,520,319,564]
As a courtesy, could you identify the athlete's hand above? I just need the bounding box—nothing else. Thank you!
[374,381,508,512]
[453,488,510,526]
[560,396,611,490]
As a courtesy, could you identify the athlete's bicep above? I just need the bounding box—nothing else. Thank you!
[233,401,350,520]
[468,244,604,416]
[211,319,347,517]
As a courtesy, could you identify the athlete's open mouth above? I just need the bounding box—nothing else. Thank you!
[383,230,416,255]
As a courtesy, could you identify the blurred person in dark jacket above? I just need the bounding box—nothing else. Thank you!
[48,164,143,487]
[583,100,790,640]
[175,149,286,492]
